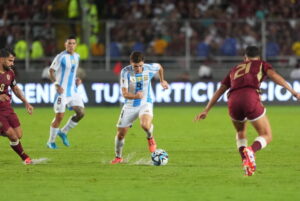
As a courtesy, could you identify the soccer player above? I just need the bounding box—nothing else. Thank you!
[0,48,34,164]
[194,46,300,176]
[111,51,169,164]
[47,35,85,149]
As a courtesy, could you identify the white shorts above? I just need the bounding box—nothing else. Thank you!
[116,103,153,128]
[54,93,84,113]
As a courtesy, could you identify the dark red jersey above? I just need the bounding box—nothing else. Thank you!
[0,69,16,110]
[221,60,273,94]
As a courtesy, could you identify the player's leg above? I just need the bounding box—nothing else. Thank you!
[231,120,248,161]
[57,94,85,146]
[139,104,156,152]
[250,114,272,152]
[47,95,66,149]
[111,127,129,164]
[57,106,84,146]
[112,106,137,164]
[47,112,64,149]
[5,127,31,164]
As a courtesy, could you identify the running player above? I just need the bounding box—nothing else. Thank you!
[0,48,34,164]
[46,35,85,149]
[111,51,169,164]
[194,46,300,176]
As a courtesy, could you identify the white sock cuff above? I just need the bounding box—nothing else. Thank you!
[236,138,248,149]
[255,136,267,149]
[10,139,20,146]
[69,119,78,127]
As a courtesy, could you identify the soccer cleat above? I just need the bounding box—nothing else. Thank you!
[111,157,123,164]
[47,142,58,149]
[242,159,254,176]
[23,157,32,165]
[57,130,70,147]
[147,137,157,152]
[243,147,256,174]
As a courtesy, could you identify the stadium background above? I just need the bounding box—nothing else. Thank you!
[1,1,300,201]
[1,0,300,106]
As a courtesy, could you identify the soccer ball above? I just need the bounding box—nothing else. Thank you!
[151,149,168,166]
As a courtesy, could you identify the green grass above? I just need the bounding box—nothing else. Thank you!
[0,106,299,201]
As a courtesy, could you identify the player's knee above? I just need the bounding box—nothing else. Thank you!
[117,132,125,139]
[77,111,85,120]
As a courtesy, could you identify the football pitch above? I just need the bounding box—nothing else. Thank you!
[0,106,299,201]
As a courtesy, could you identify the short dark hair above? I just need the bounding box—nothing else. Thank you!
[66,35,77,41]
[0,48,15,57]
[130,51,144,63]
[245,46,260,58]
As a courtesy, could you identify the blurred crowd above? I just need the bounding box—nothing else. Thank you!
[102,0,300,57]
[0,0,300,60]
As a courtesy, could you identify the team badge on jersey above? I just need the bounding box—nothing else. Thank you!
[144,75,148,81]
[130,77,136,82]
[7,74,10,80]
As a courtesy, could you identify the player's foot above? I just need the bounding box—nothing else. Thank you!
[243,147,256,174]
[23,157,32,165]
[242,159,254,176]
[57,130,70,147]
[147,137,157,152]
[111,157,123,164]
[47,142,58,149]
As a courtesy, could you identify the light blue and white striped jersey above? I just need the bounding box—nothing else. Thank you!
[120,63,160,107]
[50,51,80,97]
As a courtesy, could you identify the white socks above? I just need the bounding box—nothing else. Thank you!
[10,139,20,146]
[145,124,154,139]
[49,127,58,143]
[236,138,248,149]
[61,117,78,134]
[115,136,125,158]
[254,136,267,149]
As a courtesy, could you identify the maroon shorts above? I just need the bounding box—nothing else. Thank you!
[228,88,265,122]
[0,108,20,134]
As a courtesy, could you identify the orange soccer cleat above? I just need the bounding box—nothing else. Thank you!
[23,157,32,165]
[242,158,254,176]
[147,137,157,153]
[111,157,123,164]
[243,147,256,175]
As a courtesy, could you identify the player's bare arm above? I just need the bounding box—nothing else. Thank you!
[11,85,34,115]
[122,87,143,99]
[49,68,64,94]
[158,64,169,89]
[0,94,10,102]
[267,69,300,100]
[194,84,228,122]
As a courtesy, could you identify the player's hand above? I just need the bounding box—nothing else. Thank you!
[194,110,208,122]
[0,94,10,102]
[160,80,169,90]
[135,91,143,99]
[294,92,300,100]
[56,85,64,94]
[25,102,34,115]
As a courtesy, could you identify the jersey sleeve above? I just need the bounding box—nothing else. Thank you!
[221,72,231,88]
[263,61,273,73]
[49,54,61,71]
[10,70,17,88]
[148,63,161,73]
[120,69,129,89]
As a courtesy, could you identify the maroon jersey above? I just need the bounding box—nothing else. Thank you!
[221,60,273,94]
[0,69,16,110]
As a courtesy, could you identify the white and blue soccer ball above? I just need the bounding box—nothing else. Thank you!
[151,149,168,166]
